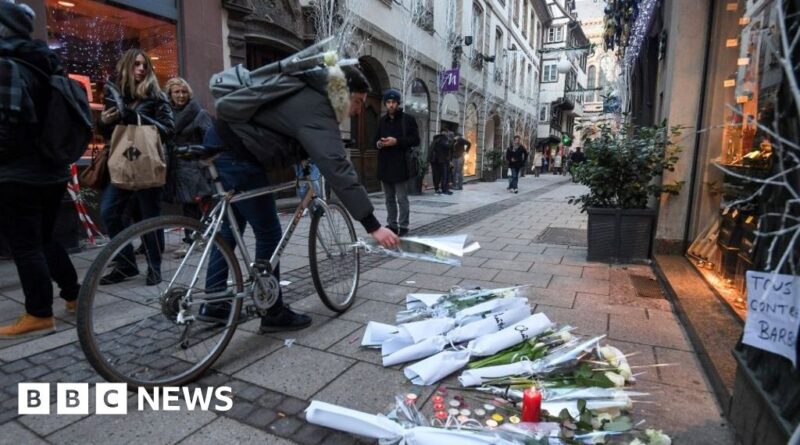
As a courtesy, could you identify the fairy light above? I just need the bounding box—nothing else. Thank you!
[622,0,659,69]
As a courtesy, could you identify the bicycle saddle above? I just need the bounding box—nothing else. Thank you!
[174,145,226,160]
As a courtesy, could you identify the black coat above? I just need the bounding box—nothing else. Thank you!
[373,109,420,183]
[97,82,175,143]
[506,145,528,169]
[429,133,453,163]
[0,36,69,185]
[166,99,213,203]
[452,137,471,157]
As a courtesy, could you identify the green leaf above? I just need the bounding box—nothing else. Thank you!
[577,399,587,413]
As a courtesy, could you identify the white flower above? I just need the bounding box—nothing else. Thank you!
[560,331,573,342]
[604,371,626,387]
[619,362,634,381]
[629,439,645,445]
[600,346,617,365]
[645,429,672,445]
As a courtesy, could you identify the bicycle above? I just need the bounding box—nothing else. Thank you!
[76,145,360,387]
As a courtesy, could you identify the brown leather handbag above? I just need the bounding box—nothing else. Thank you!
[79,146,110,190]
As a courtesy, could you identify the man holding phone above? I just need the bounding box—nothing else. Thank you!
[374,89,420,236]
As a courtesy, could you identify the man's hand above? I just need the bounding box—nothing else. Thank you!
[371,227,400,248]
[380,137,398,147]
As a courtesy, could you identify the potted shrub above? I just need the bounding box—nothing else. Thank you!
[408,153,430,195]
[482,149,504,182]
[569,121,683,262]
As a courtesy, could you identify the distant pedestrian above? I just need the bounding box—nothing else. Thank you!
[451,133,471,190]
[429,128,453,195]
[532,150,543,177]
[553,153,563,175]
[0,2,82,338]
[97,48,174,286]
[374,88,420,236]
[505,135,528,194]
[164,77,213,254]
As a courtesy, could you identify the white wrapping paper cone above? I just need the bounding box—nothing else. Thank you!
[400,318,455,344]
[403,234,468,256]
[446,306,530,344]
[383,336,449,367]
[454,296,528,324]
[381,336,415,356]
[361,322,399,347]
[405,293,445,310]
[458,361,535,387]
[467,313,552,357]
[404,350,471,385]
[404,427,520,445]
[305,401,403,439]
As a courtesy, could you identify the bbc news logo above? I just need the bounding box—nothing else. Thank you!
[18,383,233,415]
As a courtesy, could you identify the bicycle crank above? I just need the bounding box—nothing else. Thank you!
[252,274,280,311]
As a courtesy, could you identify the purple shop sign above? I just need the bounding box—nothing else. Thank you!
[440,69,460,92]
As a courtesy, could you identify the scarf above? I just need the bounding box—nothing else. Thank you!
[0,56,35,123]
[173,99,201,136]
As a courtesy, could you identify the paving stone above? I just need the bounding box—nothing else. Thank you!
[572,293,648,318]
[609,314,693,351]
[291,294,366,318]
[480,259,533,272]
[258,316,360,351]
[1,359,29,374]
[312,362,433,415]
[242,407,279,429]
[581,266,610,280]
[468,249,518,260]
[292,423,328,445]
[0,328,78,362]
[400,273,462,292]
[257,391,285,409]
[549,275,610,295]
[492,270,552,288]
[321,431,360,445]
[535,305,609,336]
[655,347,711,391]
[179,416,290,445]
[493,236,531,246]
[529,262,583,278]
[359,268,416,285]
[400,261,453,275]
[268,415,304,436]
[357,281,415,305]
[459,256,488,267]
[444,266,499,281]
[276,397,309,416]
[326,326,384,366]
[0,299,23,324]
[520,287,577,309]
[235,345,354,400]
[0,421,48,445]
[338,300,403,325]
[225,400,257,422]
[21,365,50,380]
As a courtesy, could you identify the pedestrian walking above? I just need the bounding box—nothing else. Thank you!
[163,77,213,254]
[451,133,471,190]
[532,150,543,177]
[0,2,82,338]
[429,128,452,195]
[97,48,174,286]
[505,135,528,193]
[553,152,563,175]
[374,88,420,236]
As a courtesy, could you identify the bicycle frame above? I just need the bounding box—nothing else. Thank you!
[167,159,332,319]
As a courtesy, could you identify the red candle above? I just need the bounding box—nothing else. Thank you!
[520,388,541,423]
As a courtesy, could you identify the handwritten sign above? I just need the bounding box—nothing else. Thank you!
[743,271,799,365]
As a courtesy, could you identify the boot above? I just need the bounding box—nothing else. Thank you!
[0,314,55,339]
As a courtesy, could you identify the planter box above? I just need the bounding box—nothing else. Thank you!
[587,208,655,262]
[481,169,498,182]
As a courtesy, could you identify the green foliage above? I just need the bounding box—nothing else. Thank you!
[485,149,504,171]
[568,121,685,211]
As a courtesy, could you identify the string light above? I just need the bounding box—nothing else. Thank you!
[622,0,659,68]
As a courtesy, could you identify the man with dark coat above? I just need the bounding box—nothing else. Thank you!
[429,128,453,195]
[374,88,420,236]
[0,2,81,338]
[451,133,471,190]
[505,135,528,194]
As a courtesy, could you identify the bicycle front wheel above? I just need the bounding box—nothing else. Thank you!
[308,202,359,312]
[76,215,243,388]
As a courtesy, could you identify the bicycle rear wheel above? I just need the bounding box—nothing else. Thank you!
[308,202,359,312]
[76,216,243,388]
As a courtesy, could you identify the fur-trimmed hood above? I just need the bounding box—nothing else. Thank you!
[325,65,350,124]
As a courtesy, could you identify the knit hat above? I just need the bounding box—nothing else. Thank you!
[382,88,402,103]
[0,1,35,37]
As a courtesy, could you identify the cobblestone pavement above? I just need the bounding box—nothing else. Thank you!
[0,175,735,444]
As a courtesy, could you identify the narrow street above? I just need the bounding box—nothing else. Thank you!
[0,175,733,444]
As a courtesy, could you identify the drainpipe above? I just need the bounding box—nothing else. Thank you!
[681,0,717,253]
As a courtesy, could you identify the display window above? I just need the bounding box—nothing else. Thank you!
[686,0,780,318]
[464,103,478,177]
[45,0,178,160]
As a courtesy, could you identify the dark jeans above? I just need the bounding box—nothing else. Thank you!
[0,182,80,318]
[382,180,410,230]
[508,167,521,190]
[431,160,450,193]
[205,153,284,314]
[100,184,162,273]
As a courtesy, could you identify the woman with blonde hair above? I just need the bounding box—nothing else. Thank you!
[97,48,174,286]
[163,77,213,253]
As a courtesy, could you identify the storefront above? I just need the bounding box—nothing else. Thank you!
[463,103,478,177]
[407,79,431,159]
[39,0,180,161]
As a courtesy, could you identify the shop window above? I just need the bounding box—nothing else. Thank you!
[546,26,563,43]
[539,105,549,122]
[46,0,178,161]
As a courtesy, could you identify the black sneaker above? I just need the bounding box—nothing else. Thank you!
[259,306,312,333]
[146,269,162,286]
[99,268,139,285]
[444,191,453,195]
[196,301,232,325]
[398,228,409,237]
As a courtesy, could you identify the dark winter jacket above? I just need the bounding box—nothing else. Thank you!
[429,133,453,164]
[570,150,586,164]
[97,82,175,143]
[0,36,69,185]
[452,137,471,158]
[505,145,528,169]
[373,109,420,183]
[166,98,213,203]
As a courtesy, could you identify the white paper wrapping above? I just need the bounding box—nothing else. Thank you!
[453,296,528,325]
[361,322,399,347]
[383,336,449,367]
[467,313,553,357]
[404,350,471,385]
[401,318,456,344]
[305,400,518,445]
[446,306,531,344]
[458,361,535,387]
[405,293,446,310]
